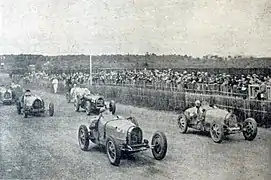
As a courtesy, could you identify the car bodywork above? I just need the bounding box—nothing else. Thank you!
[0,86,13,105]
[16,90,54,118]
[177,103,258,143]
[72,88,116,115]
[78,109,167,166]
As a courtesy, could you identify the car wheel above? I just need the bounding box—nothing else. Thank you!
[78,125,89,151]
[86,101,92,116]
[66,92,70,103]
[49,103,54,116]
[243,118,257,141]
[109,100,116,115]
[106,137,121,166]
[17,102,22,115]
[177,113,188,133]
[210,121,224,143]
[127,117,139,127]
[151,131,167,160]
[74,99,80,112]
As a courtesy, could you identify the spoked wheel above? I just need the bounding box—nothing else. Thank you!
[49,103,54,116]
[243,118,257,141]
[74,99,80,112]
[177,114,188,133]
[210,121,224,143]
[85,101,92,116]
[151,131,167,160]
[109,100,116,115]
[66,92,71,103]
[17,102,22,115]
[106,137,121,166]
[78,125,89,151]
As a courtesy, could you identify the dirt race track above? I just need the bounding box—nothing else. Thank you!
[1,88,271,180]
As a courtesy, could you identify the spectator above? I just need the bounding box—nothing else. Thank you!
[52,77,59,94]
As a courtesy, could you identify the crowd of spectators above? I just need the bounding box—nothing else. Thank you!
[16,68,271,101]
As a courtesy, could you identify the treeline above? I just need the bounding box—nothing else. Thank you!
[2,54,271,74]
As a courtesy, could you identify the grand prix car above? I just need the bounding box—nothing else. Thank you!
[10,83,24,101]
[0,85,13,105]
[78,108,168,166]
[73,88,116,115]
[177,102,257,143]
[16,90,54,118]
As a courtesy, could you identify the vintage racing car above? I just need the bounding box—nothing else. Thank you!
[0,85,13,105]
[72,87,116,115]
[78,108,168,166]
[177,101,258,143]
[16,90,54,118]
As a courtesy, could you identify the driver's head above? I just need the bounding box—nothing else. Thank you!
[195,100,201,108]
[209,98,216,107]
[25,89,32,96]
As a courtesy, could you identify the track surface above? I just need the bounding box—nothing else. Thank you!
[1,88,271,180]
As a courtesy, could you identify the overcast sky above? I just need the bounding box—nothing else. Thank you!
[0,0,270,57]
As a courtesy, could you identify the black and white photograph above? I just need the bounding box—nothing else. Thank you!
[0,0,270,180]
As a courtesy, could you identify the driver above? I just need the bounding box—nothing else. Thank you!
[190,100,205,131]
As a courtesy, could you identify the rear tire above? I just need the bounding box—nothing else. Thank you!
[86,101,92,116]
[177,113,188,133]
[243,118,257,141]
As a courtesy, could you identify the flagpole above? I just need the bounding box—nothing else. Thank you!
[89,55,92,86]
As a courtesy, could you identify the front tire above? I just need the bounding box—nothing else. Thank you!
[49,103,54,116]
[151,131,167,160]
[78,125,89,151]
[109,100,116,115]
[243,118,257,141]
[86,101,92,116]
[75,99,80,112]
[106,137,121,166]
[17,102,22,115]
[177,114,188,133]
[210,121,224,143]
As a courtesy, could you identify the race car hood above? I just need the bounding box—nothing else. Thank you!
[24,95,43,106]
[0,87,11,94]
[104,114,136,142]
[84,94,103,100]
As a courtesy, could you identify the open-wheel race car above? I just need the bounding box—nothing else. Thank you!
[72,87,116,115]
[16,90,54,118]
[177,101,258,143]
[78,108,168,166]
[0,85,13,105]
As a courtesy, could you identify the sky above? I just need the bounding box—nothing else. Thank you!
[0,0,270,57]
